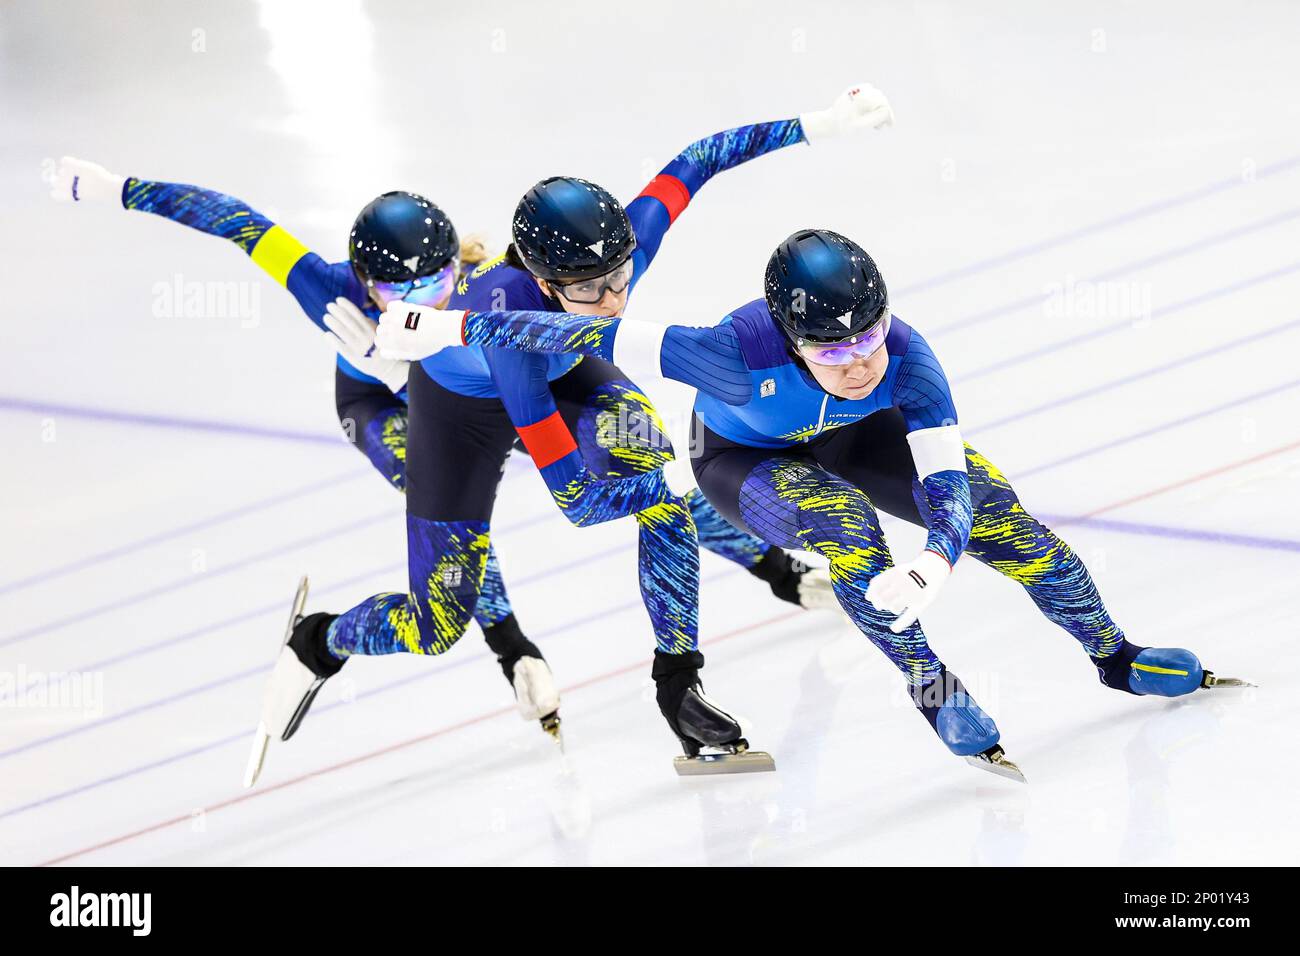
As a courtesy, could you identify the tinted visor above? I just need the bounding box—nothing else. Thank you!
[369,260,458,307]
[795,312,891,367]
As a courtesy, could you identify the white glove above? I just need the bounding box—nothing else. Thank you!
[48,156,127,204]
[375,300,466,361]
[799,83,895,143]
[866,549,951,634]
[323,297,410,393]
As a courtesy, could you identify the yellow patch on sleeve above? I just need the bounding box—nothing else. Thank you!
[249,224,310,287]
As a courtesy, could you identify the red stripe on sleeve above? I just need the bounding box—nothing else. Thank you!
[636,174,691,224]
[515,411,578,469]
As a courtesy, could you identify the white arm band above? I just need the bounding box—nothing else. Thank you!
[610,319,667,384]
[906,425,967,479]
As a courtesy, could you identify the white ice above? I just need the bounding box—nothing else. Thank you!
[1,0,1298,866]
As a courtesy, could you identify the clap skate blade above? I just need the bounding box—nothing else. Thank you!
[242,575,310,789]
[673,739,775,776]
[962,745,1026,783]
[1200,671,1255,690]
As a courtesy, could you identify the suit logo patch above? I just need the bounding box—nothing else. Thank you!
[441,566,463,588]
[760,378,776,398]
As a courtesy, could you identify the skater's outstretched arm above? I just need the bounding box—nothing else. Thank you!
[381,305,752,404]
[626,83,895,280]
[48,157,364,331]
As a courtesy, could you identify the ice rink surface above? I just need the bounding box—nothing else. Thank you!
[2,0,1298,866]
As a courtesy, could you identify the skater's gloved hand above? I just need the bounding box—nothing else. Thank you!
[323,297,409,393]
[800,83,894,143]
[375,301,467,361]
[48,156,127,204]
[866,549,951,634]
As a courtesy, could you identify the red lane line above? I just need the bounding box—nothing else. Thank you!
[40,436,1299,865]
[1068,439,1300,522]
[37,607,806,867]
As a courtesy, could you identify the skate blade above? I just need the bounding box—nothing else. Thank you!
[963,751,1027,784]
[674,751,776,776]
[242,724,271,789]
[540,712,564,752]
[282,575,310,647]
[1202,673,1256,690]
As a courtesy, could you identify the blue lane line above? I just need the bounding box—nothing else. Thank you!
[0,396,344,447]
[1035,515,1300,554]
[966,316,1300,437]
[896,155,1300,296]
[0,508,398,649]
[0,533,642,767]
[957,260,1300,383]
[0,564,747,820]
[1014,377,1300,480]
[0,467,371,597]
[929,208,1300,336]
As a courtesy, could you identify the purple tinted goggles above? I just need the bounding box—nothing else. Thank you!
[369,260,458,307]
[795,312,891,367]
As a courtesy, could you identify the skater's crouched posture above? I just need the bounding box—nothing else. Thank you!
[49,160,567,738]
[385,228,1251,780]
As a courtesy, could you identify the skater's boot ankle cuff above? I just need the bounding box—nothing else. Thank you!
[910,666,961,728]
[651,650,706,729]
[1094,639,1145,694]
[482,613,544,680]
[289,612,344,678]
[747,548,803,604]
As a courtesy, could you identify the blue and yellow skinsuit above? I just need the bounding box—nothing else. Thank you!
[117,177,525,634]
[443,298,1132,693]
[325,118,811,661]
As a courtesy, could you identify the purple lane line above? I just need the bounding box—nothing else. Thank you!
[1034,515,1300,554]
[896,155,1300,296]
[0,467,371,597]
[73,533,632,678]
[0,564,745,821]
[966,316,1300,438]
[1014,377,1300,480]
[0,666,264,761]
[0,396,344,447]
[0,507,397,649]
[929,208,1300,336]
[0,535,649,763]
[957,260,1300,383]
[0,498,563,651]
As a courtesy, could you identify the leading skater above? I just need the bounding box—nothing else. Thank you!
[381,228,1252,781]
[249,84,897,782]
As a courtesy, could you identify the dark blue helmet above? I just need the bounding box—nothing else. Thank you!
[349,191,458,283]
[511,177,636,282]
[764,229,888,343]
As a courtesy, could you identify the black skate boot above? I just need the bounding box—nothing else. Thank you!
[482,614,562,744]
[747,547,837,609]
[652,650,775,776]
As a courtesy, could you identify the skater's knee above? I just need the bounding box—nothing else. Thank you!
[738,459,884,558]
[404,517,491,654]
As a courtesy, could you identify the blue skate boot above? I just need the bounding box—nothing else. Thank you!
[1094,640,1254,697]
[912,667,1026,782]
